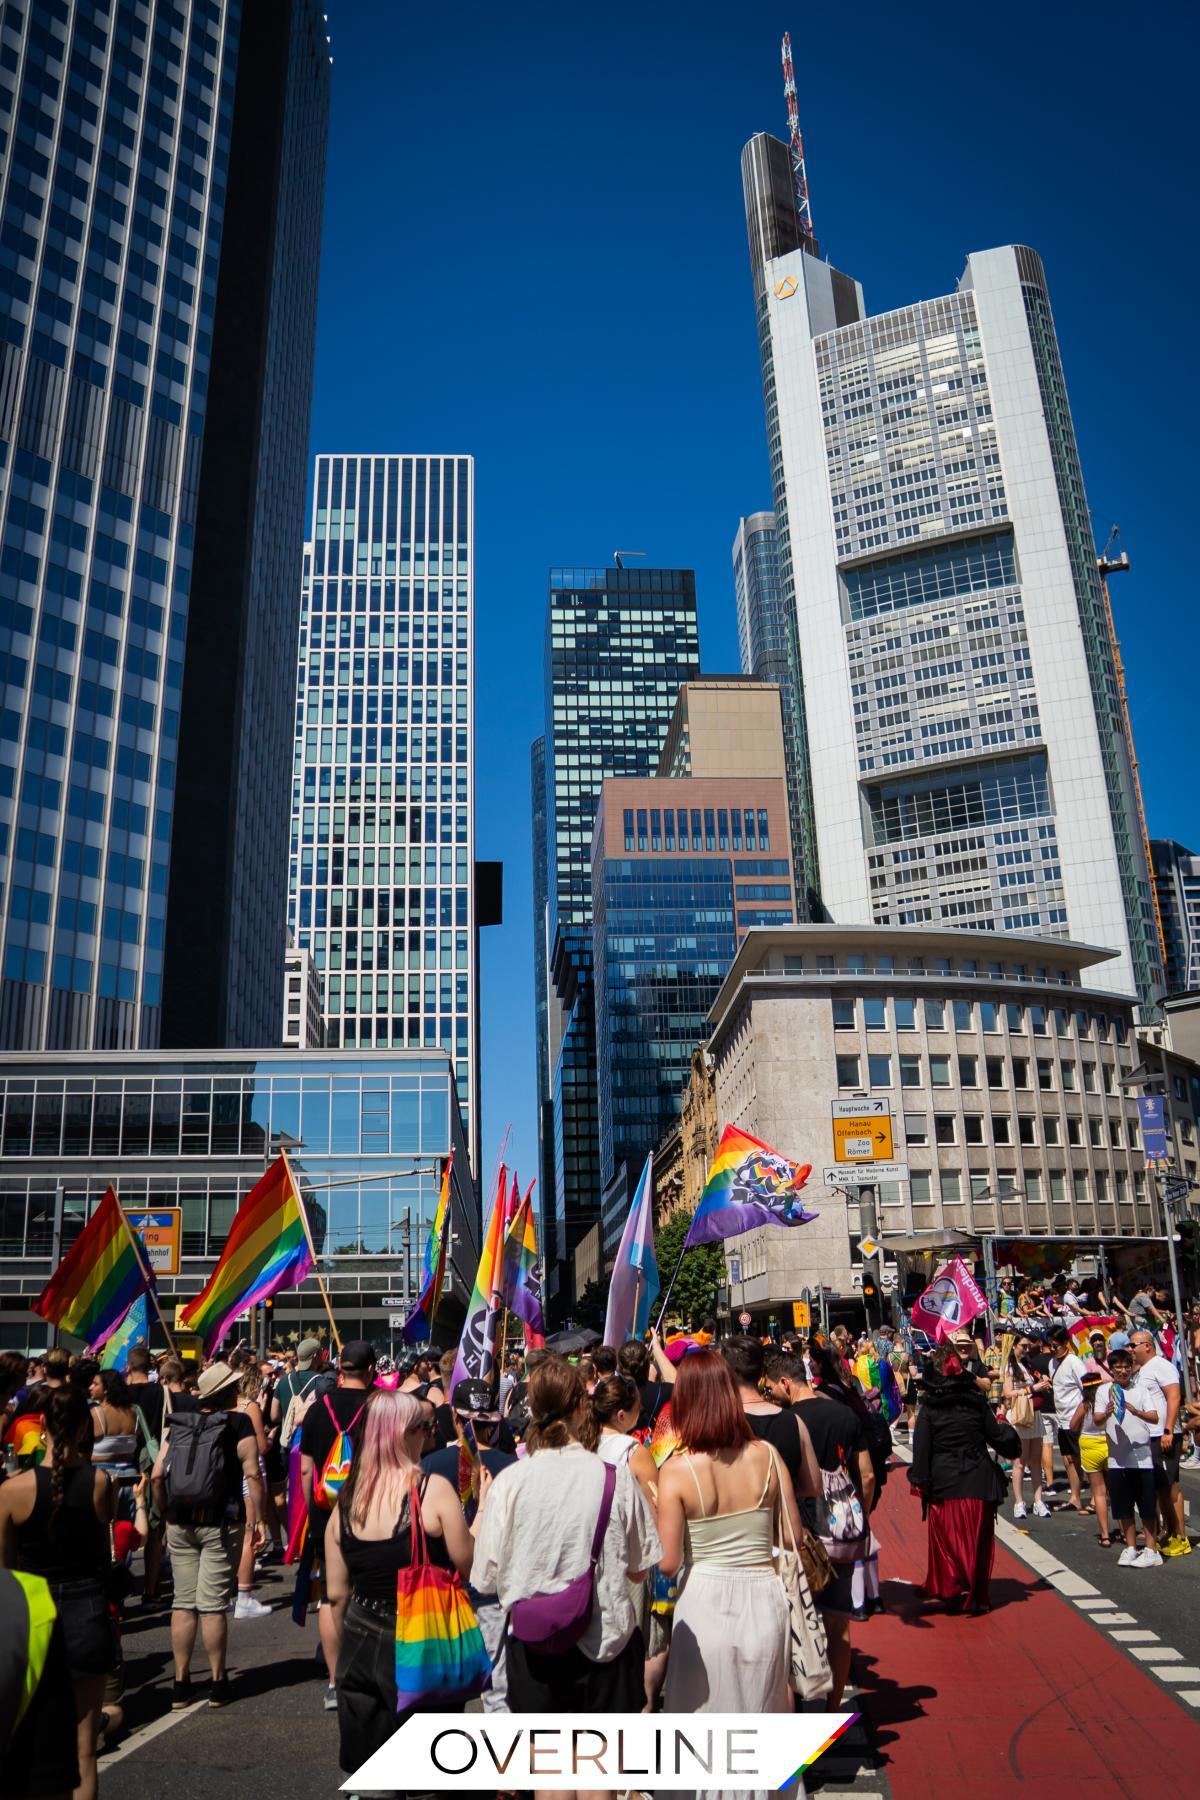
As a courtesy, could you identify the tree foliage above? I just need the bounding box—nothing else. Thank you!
[653,1209,723,1330]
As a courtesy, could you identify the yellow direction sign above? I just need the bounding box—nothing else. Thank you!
[792,1300,811,1329]
[832,1115,894,1163]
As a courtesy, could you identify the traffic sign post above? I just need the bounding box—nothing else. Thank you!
[791,1300,810,1330]
[125,1207,182,1277]
[830,1099,894,1164]
[738,1309,752,1330]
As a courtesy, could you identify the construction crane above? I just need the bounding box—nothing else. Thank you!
[780,33,817,254]
[1096,525,1168,979]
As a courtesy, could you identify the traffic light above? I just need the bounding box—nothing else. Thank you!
[862,1273,878,1304]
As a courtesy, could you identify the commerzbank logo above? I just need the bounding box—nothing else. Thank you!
[775,275,798,299]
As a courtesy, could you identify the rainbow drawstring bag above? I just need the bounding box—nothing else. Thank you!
[394,1479,491,1712]
[313,1398,365,1510]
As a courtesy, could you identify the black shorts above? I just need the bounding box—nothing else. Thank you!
[1107,1465,1158,1527]
[1152,1434,1183,1490]
[1057,1428,1081,1463]
[505,1627,645,1714]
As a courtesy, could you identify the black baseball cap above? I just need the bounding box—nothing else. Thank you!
[340,1339,376,1372]
[453,1378,498,1418]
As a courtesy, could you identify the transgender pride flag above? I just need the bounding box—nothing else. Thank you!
[604,1154,659,1347]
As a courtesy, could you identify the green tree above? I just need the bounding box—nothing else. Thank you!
[654,1209,723,1330]
[575,1278,607,1332]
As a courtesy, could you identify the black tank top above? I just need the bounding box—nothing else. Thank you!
[339,1476,453,1602]
[16,1465,107,1584]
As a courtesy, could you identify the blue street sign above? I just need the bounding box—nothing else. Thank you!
[1137,1095,1169,1161]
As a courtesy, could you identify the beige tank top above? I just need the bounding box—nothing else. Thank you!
[682,1450,775,1567]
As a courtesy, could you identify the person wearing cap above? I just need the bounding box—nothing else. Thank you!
[422,1378,517,1712]
[299,1339,377,1712]
[150,1361,264,1709]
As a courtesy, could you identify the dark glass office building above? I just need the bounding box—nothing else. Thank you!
[0,1,329,1055]
[732,512,813,914]
[530,733,557,1282]
[540,568,700,1295]
[0,1048,480,1353]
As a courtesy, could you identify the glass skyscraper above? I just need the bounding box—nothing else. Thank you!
[540,567,700,1295]
[288,455,478,1165]
[1152,840,1200,996]
[741,131,1162,1013]
[0,1,329,1054]
[732,510,812,914]
[529,733,557,1281]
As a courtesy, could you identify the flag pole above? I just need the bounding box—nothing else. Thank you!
[654,1240,689,1333]
[284,1148,343,1355]
[114,1193,177,1354]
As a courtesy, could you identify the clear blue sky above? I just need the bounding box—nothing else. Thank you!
[308,1,1197,1192]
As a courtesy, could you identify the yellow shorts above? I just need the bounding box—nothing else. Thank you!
[1080,1434,1109,1473]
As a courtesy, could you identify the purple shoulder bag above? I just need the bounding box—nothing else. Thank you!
[508,1461,617,1654]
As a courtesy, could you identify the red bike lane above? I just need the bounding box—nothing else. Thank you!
[848,1469,1200,1797]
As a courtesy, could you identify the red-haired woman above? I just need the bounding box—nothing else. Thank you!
[909,1344,1021,1614]
[657,1350,804,1793]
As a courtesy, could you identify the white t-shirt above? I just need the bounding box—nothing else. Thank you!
[1135,1353,1180,1436]
[1051,1352,1089,1430]
[1100,1378,1166,1470]
[1062,1289,1085,1323]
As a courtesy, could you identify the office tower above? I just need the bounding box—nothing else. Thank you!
[282,944,324,1048]
[592,678,795,1256]
[542,567,700,1294]
[530,734,557,1282]
[0,0,329,1054]
[732,511,812,912]
[1153,841,1200,995]
[288,455,479,1163]
[740,129,1163,1012]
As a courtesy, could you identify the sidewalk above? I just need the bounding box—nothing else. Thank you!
[850,1465,1200,1797]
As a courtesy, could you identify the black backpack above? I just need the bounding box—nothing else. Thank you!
[163,1412,229,1513]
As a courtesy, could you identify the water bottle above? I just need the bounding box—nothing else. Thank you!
[3,1441,18,1480]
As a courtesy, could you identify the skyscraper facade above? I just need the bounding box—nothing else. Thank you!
[732,510,811,912]
[288,454,478,1163]
[740,131,1162,1012]
[541,567,700,1295]
[529,733,557,1280]
[591,679,794,1256]
[0,0,328,1054]
[1152,840,1200,996]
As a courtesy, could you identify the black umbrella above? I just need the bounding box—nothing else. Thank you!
[544,1327,602,1353]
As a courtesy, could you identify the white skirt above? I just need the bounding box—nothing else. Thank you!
[662,1564,803,1800]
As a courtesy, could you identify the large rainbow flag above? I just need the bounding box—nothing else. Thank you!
[402,1155,452,1344]
[450,1163,507,1395]
[180,1154,313,1356]
[501,1185,545,1347]
[32,1186,151,1351]
[683,1125,817,1248]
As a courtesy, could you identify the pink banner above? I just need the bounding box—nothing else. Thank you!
[910,1256,987,1343]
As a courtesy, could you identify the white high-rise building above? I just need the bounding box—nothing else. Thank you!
[288,455,479,1162]
[740,133,1162,1012]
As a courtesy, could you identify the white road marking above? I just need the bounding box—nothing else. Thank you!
[98,1699,208,1766]
[1175,1692,1200,1706]
[1111,1629,1159,1641]
[1130,1646,1183,1662]
[1088,1611,1138,1625]
[1159,1667,1200,1682]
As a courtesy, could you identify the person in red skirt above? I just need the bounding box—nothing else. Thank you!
[909,1344,1021,1614]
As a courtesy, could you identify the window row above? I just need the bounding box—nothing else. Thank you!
[831,994,1127,1042]
[900,1110,1137,1149]
[834,1050,1130,1099]
[622,807,772,855]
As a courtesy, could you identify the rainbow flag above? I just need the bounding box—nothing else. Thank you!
[501,1185,545,1347]
[683,1125,817,1248]
[647,1401,682,1469]
[32,1186,151,1351]
[180,1154,313,1356]
[450,1163,507,1396]
[101,1291,150,1371]
[402,1155,452,1345]
[2,1410,47,1468]
[1069,1314,1117,1360]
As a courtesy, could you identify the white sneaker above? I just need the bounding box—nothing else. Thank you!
[1135,1548,1163,1569]
[1118,1546,1138,1566]
[1013,1503,1027,1519]
[234,1593,271,1618]
[1032,1501,1051,1517]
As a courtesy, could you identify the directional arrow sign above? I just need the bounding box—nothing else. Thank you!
[832,1098,888,1118]
[822,1162,909,1187]
[832,1114,895,1162]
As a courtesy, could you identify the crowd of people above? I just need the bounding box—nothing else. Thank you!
[0,1263,1196,1799]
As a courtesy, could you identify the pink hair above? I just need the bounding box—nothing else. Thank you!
[347,1389,425,1525]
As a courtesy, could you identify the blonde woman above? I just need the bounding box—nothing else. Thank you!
[1002,1335,1050,1519]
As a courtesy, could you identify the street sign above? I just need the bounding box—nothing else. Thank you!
[791,1301,810,1329]
[1137,1095,1169,1161]
[832,1114,894,1163]
[822,1162,909,1187]
[126,1207,181,1276]
[380,1296,409,1310]
[739,1310,752,1327]
[831,1098,889,1118]
[1162,1174,1196,1207]
[859,1234,882,1261]
[388,1313,405,1329]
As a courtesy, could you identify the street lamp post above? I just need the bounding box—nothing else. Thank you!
[1119,1059,1196,1404]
